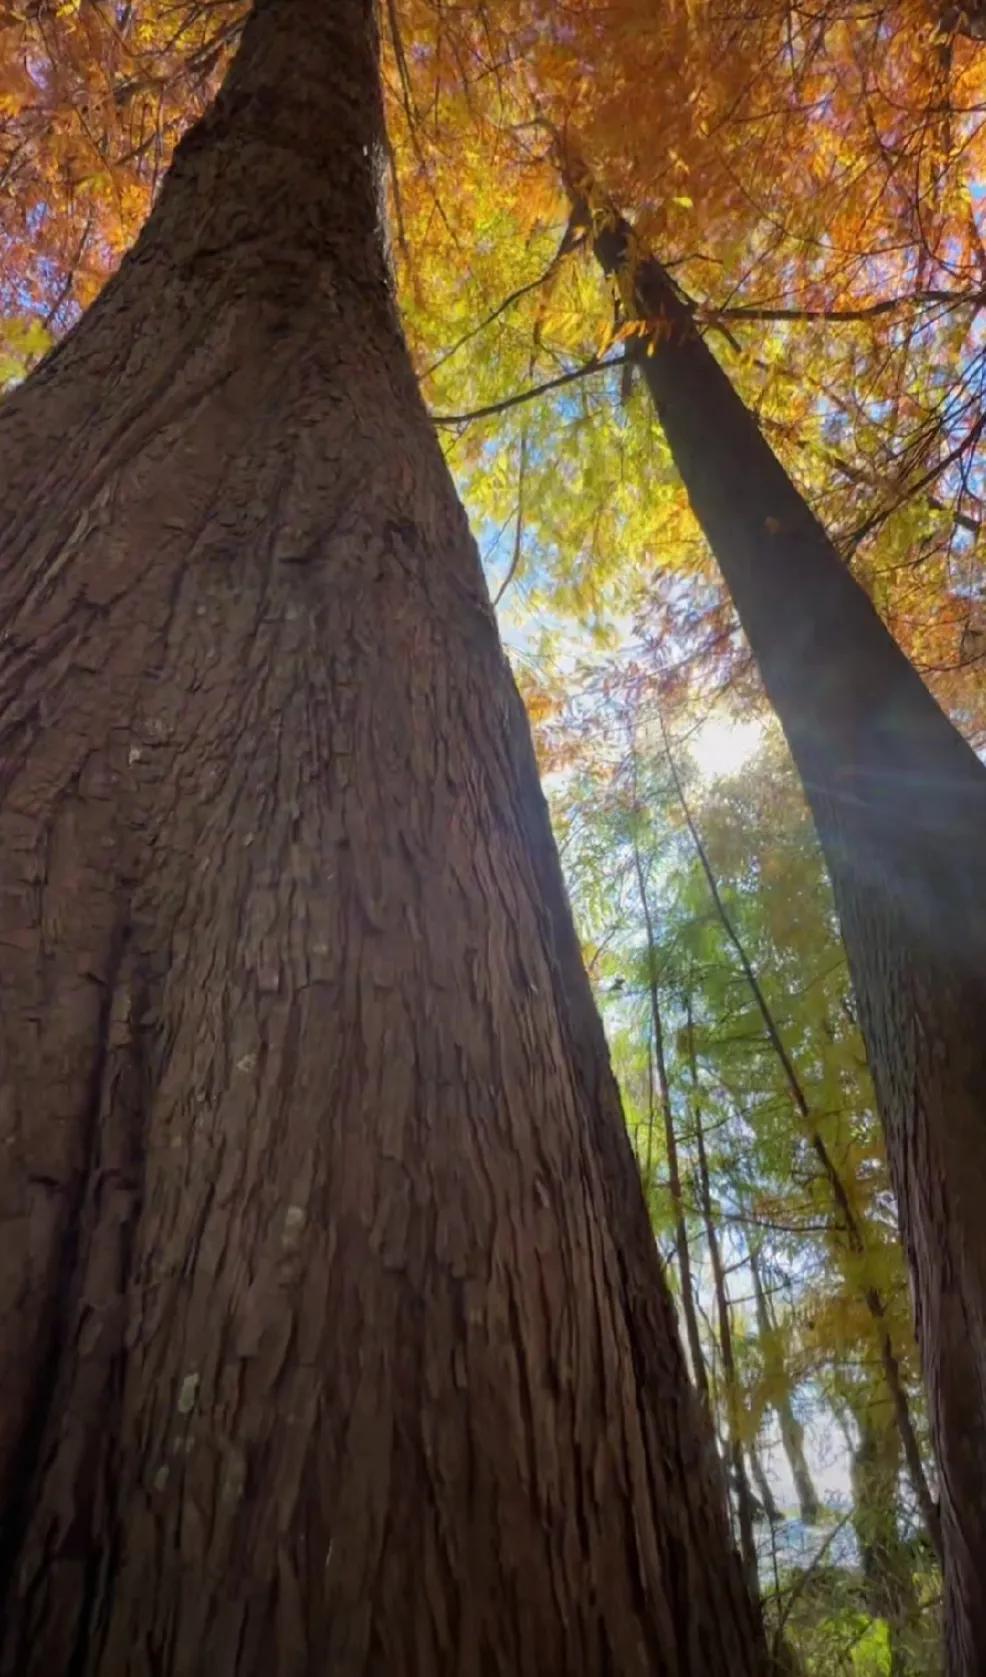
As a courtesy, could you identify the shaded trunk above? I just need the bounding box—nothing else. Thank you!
[748,1250,819,1528]
[0,7,766,1673]
[572,155,984,1666]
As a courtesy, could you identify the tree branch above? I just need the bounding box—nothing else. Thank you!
[430,353,624,427]
[713,287,984,327]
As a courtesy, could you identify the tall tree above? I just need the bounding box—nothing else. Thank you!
[0,3,766,1671]
[566,154,984,1669]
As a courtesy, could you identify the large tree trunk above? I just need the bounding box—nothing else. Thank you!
[0,3,765,1672]
[568,156,983,1671]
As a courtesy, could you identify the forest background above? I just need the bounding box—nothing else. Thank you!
[3,0,986,1668]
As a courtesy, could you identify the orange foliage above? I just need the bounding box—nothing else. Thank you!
[2,0,986,726]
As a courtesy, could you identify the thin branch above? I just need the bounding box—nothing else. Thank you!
[628,801,711,1413]
[492,430,529,606]
[713,285,984,327]
[844,413,986,553]
[780,427,982,537]
[421,216,582,383]
[688,1021,760,1597]
[431,353,623,427]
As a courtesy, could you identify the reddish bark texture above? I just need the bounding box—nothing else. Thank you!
[0,2,765,1671]
[583,188,986,1674]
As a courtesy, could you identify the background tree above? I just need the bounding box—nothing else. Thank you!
[552,706,942,1672]
[556,155,986,1666]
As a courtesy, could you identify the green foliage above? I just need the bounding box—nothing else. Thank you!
[550,702,942,1672]
[0,317,51,389]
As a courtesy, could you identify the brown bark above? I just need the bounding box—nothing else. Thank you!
[571,160,986,1653]
[0,4,768,1673]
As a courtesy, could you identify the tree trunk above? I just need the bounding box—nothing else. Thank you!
[629,828,710,1409]
[691,1082,760,1598]
[569,161,980,1665]
[664,716,940,1559]
[747,1441,782,1528]
[0,8,767,1673]
[748,1250,820,1529]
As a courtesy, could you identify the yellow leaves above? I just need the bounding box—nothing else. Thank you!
[0,316,52,387]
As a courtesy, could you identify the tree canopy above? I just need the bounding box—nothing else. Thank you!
[5,0,985,706]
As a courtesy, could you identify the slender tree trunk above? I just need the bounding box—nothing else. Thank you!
[747,1441,782,1527]
[668,733,940,1562]
[691,1076,760,1597]
[0,8,767,1673]
[629,828,710,1408]
[568,151,986,1668]
[748,1249,819,1528]
[685,996,818,1530]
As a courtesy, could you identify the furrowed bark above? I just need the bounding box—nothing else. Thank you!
[0,4,768,1672]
